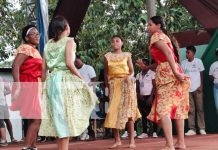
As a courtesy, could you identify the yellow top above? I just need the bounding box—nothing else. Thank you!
[105,52,131,79]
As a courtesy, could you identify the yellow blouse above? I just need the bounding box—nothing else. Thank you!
[105,52,131,79]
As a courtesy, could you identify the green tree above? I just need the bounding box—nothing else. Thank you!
[0,0,200,71]
[77,0,149,76]
[0,0,25,62]
[156,0,201,32]
[0,0,58,65]
[76,0,200,76]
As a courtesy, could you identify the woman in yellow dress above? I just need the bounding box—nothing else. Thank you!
[104,35,141,149]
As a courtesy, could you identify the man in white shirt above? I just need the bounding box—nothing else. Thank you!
[135,59,158,139]
[75,55,96,84]
[209,48,218,115]
[75,55,97,140]
[181,46,206,136]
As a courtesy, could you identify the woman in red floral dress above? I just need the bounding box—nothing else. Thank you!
[137,16,190,150]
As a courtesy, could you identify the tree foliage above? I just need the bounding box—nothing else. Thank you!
[76,0,201,76]
[156,0,201,32]
[0,0,25,62]
[0,0,200,72]
[77,0,149,76]
[0,0,58,64]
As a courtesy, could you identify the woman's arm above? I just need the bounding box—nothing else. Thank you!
[12,54,29,82]
[104,56,109,88]
[136,59,157,72]
[41,52,48,82]
[197,71,204,92]
[12,53,28,101]
[127,55,134,77]
[154,41,176,72]
[154,40,184,81]
[65,39,83,79]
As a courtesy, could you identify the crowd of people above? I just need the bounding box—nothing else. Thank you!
[0,15,218,150]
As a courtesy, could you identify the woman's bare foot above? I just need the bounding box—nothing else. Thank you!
[161,146,175,150]
[174,142,187,149]
[109,141,122,149]
[129,143,136,148]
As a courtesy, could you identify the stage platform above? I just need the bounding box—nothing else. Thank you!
[4,134,218,150]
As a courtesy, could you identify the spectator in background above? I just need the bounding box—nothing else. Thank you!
[0,77,9,147]
[0,77,18,143]
[181,46,206,136]
[120,124,137,139]
[136,58,158,138]
[75,54,98,140]
[75,55,96,86]
[97,68,113,139]
[209,48,218,115]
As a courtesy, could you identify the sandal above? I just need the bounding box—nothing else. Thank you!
[32,147,38,150]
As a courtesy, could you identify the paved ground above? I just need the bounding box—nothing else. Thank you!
[3,134,218,150]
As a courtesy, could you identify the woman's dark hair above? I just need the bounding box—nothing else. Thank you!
[48,16,69,41]
[112,35,123,42]
[22,25,36,43]
[112,35,124,49]
[150,16,180,62]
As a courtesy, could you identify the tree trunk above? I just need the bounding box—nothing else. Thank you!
[146,0,156,20]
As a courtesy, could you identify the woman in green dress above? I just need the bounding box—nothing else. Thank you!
[39,16,97,150]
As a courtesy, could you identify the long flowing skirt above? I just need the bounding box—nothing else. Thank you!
[39,70,97,138]
[104,78,141,129]
[147,62,190,123]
